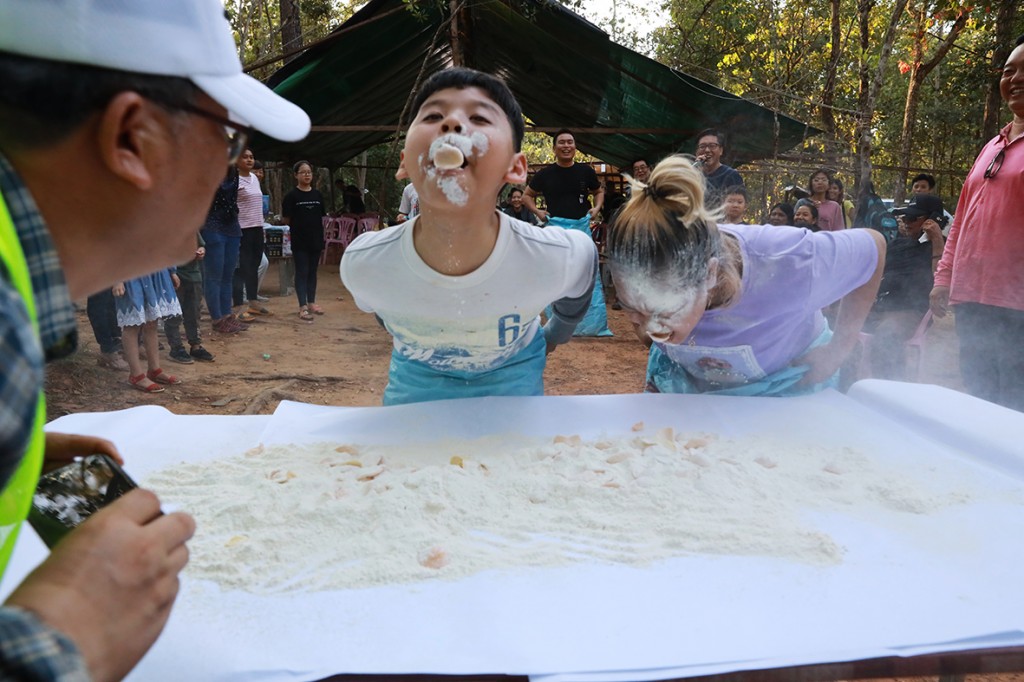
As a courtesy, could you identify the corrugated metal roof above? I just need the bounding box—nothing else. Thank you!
[255,0,817,168]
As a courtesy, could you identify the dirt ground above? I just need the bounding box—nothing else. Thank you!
[45,262,1020,682]
[46,259,965,419]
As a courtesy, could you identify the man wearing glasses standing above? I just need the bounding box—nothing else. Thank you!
[694,128,744,209]
[930,35,1024,412]
[0,0,309,677]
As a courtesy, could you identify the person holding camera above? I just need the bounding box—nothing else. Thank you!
[863,193,946,380]
[0,0,309,677]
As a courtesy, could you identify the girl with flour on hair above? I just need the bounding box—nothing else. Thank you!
[608,156,885,396]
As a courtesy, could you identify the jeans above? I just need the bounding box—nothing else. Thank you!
[293,248,321,307]
[232,226,265,306]
[201,229,240,321]
[164,279,203,348]
[86,289,122,354]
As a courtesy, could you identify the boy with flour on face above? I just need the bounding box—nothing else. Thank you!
[340,68,598,405]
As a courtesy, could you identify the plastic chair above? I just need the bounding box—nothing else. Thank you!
[356,215,379,235]
[320,218,339,265]
[322,216,357,264]
[335,215,358,248]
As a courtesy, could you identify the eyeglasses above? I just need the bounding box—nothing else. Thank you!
[178,103,251,164]
[984,148,1005,179]
[696,143,720,151]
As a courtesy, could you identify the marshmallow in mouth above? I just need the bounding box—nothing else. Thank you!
[647,329,672,343]
[432,143,465,170]
[428,133,488,171]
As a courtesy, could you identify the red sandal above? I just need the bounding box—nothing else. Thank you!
[147,368,182,385]
[129,373,165,393]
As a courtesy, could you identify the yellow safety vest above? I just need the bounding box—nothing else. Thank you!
[0,189,47,574]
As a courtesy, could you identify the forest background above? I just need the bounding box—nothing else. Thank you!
[227,0,1023,222]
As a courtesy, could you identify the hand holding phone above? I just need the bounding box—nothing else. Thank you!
[9,487,195,682]
[29,454,139,548]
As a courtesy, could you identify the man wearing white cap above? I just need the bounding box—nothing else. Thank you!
[0,0,309,677]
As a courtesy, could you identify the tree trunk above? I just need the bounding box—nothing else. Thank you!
[279,0,302,64]
[983,1,1019,139]
[855,0,909,198]
[449,0,473,67]
[820,0,842,164]
[356,151,368,194]
[895,3,969,204]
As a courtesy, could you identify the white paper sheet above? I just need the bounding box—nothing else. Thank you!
[1,386,1022,682]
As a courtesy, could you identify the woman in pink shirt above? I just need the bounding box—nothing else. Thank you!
[233,148,272,320]
[807,168,845,231]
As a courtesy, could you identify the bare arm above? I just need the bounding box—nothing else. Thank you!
[929,213,959,317]
[794,229,886,386]
[588,184,605,219]
[522,187,548,223]
[923,219,946,274]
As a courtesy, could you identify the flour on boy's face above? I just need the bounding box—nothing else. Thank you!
[400,86,519,209]
[429,134,488,170]
[420,133,489,206]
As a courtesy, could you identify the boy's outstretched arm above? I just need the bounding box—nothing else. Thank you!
[542,251,599,353]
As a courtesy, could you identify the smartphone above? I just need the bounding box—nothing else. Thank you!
[28,454,139,548]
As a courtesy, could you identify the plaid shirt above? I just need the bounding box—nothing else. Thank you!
[0,155,86,678]
[0,154,77,485]
[0,608,88,681]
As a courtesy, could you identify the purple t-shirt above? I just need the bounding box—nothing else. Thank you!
[657,224,877,386]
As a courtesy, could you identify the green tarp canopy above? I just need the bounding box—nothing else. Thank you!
[257,0,817,168]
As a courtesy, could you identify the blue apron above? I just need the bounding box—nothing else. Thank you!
[383,329,548,405]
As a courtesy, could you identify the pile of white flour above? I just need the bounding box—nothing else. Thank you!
[144,427,973,593]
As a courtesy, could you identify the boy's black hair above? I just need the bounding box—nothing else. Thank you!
[911,173,936,190]
[409,67,525,151]
[724,185,748,201]
[552,128,574,147]
[1016,34,1024,47]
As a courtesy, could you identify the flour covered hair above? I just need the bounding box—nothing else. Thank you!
[608,155,731,304]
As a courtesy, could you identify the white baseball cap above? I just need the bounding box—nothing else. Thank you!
[0,0,311,142]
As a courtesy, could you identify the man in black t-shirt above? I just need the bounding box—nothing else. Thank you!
[524,129,604,223]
